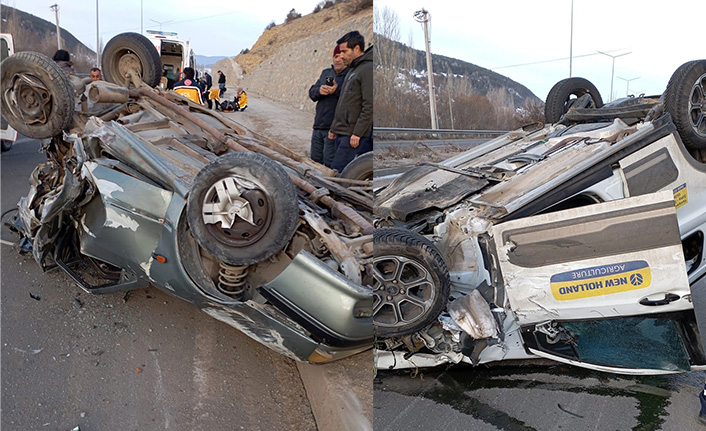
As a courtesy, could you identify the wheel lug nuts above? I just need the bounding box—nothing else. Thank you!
[387,295,393,301]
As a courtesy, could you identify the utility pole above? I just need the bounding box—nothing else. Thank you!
[598,50,631,102]
[50,4,61,50]
[447,66,454,130]
[569,0,574,77]
[96,0,100,68]
[414,8,438,130]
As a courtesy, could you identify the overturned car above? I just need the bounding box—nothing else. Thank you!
[375,60,706,375]
[1,33,373,363]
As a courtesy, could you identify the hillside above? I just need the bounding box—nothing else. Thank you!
[213,0,372,114]
[0,5,96,71]
[374,35,544,130]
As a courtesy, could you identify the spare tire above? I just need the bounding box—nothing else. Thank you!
[340,151,373,182]
[187,152,299,265]
[664,60,706,150]
[102,32,161,88]
[0,52,74,139]
[373,228,450,337]
[545,77,603,123]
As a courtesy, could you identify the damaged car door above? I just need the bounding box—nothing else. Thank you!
[493,190,703,374]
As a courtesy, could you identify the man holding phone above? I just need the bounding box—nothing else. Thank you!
[308,44,349,167]
[328,31,373,173]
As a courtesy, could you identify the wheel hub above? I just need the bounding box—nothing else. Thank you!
[689,72,706,137]
[373,255,436,328]
[7,73,51,125]
[201,176,272,248]
[117,51,143,82]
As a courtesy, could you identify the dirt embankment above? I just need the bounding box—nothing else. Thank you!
[213,2,372,115]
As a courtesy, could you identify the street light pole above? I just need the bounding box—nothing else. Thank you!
[50,4,61,50]
[617,76,640,97]
[96,0,100,68]
[149,19,173,31]
[414,8,438,130]
[597,50,631,102]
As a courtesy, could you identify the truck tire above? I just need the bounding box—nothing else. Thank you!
[0,52,74,139]
[102,32,162,88]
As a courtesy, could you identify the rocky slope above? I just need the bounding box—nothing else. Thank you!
[214,1,372,114]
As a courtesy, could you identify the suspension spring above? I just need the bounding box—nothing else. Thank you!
[218,262,249,297]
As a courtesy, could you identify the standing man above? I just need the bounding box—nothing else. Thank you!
[328,31,373,173]
[203,71,213,109]
[308,44,349,167]
[217,70,227,96]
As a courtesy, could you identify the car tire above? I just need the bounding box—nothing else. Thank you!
[0,52,74,139]
[187,152,299,265]
[1,140,12,152]
[664,60,706,150]
[545,77,604,123]
[340,151,373,181]
[373,228,450,337]
[102,32,162,88]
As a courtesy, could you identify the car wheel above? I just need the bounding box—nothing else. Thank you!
[102,32,162,88]
[545,77,604,123]
[1,140,12,152]
[664,60,706,150]
[340,151,373,181]
[373,228,450,337]
[0,52,74,139]
[187,152,299,265]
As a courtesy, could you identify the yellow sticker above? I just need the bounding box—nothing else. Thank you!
[550,261,651,301]
[673,183,688,209]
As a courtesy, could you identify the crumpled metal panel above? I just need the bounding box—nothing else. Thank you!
[376,165,487,221]
[261,250,372,343]
[448,289,498,339]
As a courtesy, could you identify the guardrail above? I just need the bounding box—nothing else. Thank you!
[374,127,509,140]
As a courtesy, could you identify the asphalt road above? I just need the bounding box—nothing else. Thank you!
[1,137,317,430]
[375,360,706,430]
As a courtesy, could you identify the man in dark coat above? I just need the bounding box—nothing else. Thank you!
[202,71,213,108]
[217,70,227,96]
[328,31,373,173]
[308,44,349,167]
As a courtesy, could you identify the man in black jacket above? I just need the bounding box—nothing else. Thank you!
[308,44,349,167]
[202,71,213,109]
[328,31,373,173]
[217,70,227,96]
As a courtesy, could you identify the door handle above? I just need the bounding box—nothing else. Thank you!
[639,293,680,306]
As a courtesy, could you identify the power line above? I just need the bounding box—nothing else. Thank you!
[491,48,628,70]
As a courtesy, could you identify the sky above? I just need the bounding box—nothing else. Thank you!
[3,0,323,56]
[375,0,703,102]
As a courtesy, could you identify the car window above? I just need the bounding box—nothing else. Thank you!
[533,316,692,372]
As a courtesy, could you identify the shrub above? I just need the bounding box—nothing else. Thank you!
[265,21,276,31]
[285,9,302,23]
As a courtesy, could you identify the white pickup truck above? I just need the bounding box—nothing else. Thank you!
[1,33,17,151]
